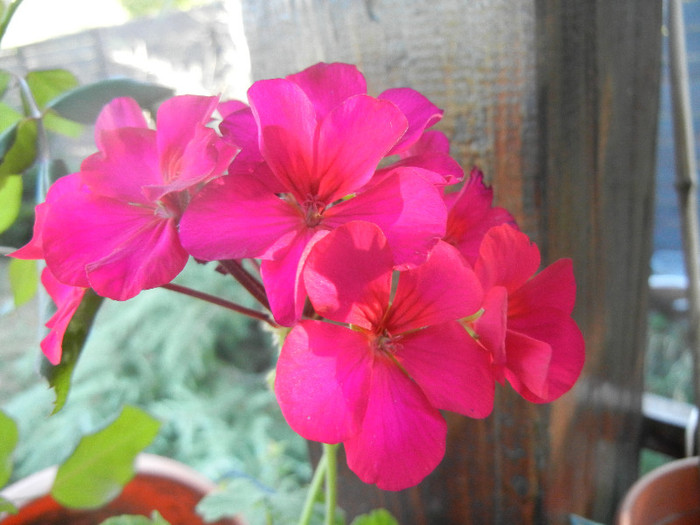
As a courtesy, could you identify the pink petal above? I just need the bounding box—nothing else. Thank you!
[218,99,248,118]
[43,191,186,299]
[379,87,443,156]
[396,322,494,418]
[219,105,266,175]
[39,267,86,365]
[248,78,317,202]
[84,212,188,300]
[286,62,367,120]
[475,224,540,292]
[94,97,147,150]
[344,355,447,491]
[387,241,483,333]
[155,94,218,163]
[179,175,304,261]
[502,329,552,401]
[9,173,84,260]
[473,286,509,375]
[509,258,577,317]
[375,154,464,188]
[303,221,393,329]
[507,309,585,403]
[275,320,372,443]
[313,95,407,203]
[323,169,447,269]
[402,129,451,157]
[261,228,327,326]
[445,169,518,265]
[81,127,160,204]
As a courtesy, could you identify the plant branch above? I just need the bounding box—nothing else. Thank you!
[161,282,278,327]
[217,259,270,310]
[323,443,339,525]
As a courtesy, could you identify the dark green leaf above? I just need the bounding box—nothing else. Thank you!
[0,172,20,234]
[26,69,79,109]
[0,118,37,177]
[8,258,37,306]
[41,289,104,414]
[350,508,399,525]
[99,511,171,525]
[49,78,174,124]
[51,405,161,509]
[0,410,18,487]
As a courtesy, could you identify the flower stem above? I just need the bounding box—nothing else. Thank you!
[217,259,270,310]
[298,448,328,525]
[324,443,339,525]
[160,282,278,327]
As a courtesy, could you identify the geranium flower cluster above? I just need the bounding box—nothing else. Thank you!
[11,62,585,491]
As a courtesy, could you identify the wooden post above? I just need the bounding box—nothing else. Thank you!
[239,1,662,522]
[537,2,663,523]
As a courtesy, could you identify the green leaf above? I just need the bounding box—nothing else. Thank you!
[99,511,171,525]
[25,69,79,109]
[43,109,83,137]
[8,257,37,306]
[0,496,17,515]
[0,70,9,98]
[51,405,161,509]
[350,509,399,525]
[49,78,174,124]
[0,102,21,133]
[0,172,20,233]
[0,410,18,487]
[0,118,37,177]
[41,289,104,413]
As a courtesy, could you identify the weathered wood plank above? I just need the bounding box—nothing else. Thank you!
[537,1,663,522]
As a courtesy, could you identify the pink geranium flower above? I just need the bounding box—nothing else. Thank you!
[468,224,585,403]
[274,221,493,490]
[180,63,449,325]
[32,95,237,301]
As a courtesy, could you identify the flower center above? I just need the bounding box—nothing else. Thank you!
[302,194,326,228]
[372,330,402,356]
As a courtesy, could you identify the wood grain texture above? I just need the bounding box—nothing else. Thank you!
[240,0,663,522]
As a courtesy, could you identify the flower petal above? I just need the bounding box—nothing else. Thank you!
[323,169,447,269]
[314,95,407,203]
[303,221,392,329]
[179,174,303,261]
[475,224,540,292]
[379,87,443,156]
[81,127,160,204]
[248,78,317,201]
[94,97,147,150]
[502,329,552,401]
[509,258,577,317]
[388,241,482,333]
[396,322,494,418]
[286,62,367,120]
[507,309,585,403]
[275,320,371,443]
[344,355,447,491]
[39,267,86,365]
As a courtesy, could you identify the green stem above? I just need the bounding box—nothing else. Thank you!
[324,443,339,525]
[298,448,328,525]
[0,0,24,47]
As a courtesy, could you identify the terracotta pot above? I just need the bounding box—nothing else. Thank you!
[0,454,243,525]
[616,456,700,525]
